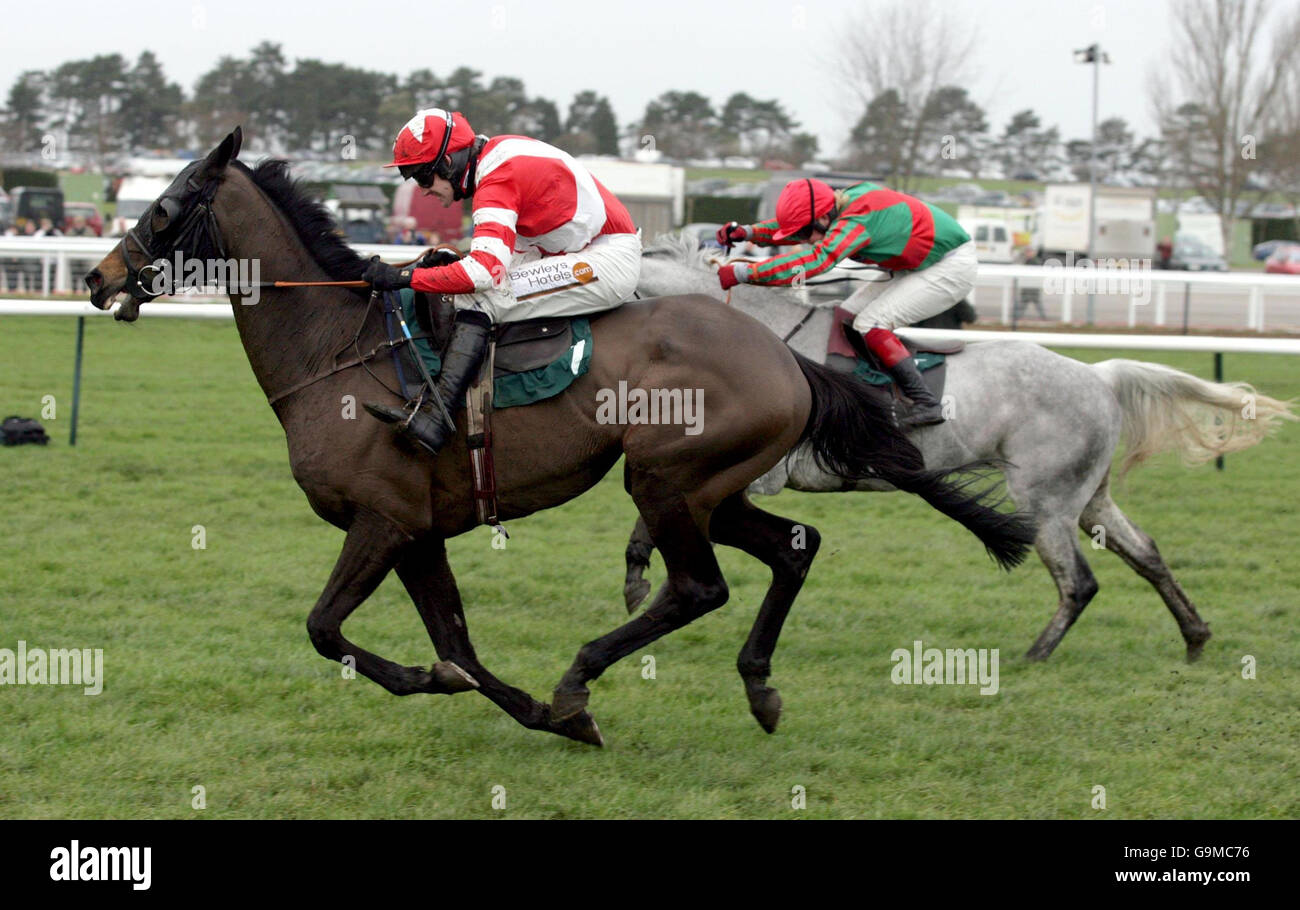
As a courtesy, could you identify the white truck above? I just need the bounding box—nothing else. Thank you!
[956,205,1038,263]
[1037,183,1156,262]
[109,176,172,237]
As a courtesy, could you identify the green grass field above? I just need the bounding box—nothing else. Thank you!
[1,315,1297,819]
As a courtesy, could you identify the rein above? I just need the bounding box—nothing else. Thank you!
[117,172,456,407]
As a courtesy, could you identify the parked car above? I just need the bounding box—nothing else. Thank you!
[1253,239,1295,262]
[1167,234,1228,272]
[7,186,64,232]
[1264,244,1300,275]
[62,202,103,236]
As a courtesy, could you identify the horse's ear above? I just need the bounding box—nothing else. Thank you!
[203,127,241,175]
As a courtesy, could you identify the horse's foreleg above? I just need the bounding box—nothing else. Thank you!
[306,511,475,695]
[708,494,820,733]
[394,538,602,746]
[623,514,655,613]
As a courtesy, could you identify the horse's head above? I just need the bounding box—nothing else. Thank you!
[86,127,243,322]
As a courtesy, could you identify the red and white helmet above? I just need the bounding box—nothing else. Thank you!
[385,108,477,169]
[772,178,836,241]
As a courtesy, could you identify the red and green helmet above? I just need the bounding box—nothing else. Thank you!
[772,178,836,241]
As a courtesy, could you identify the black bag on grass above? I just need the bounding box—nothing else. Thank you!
[2,416,50,446]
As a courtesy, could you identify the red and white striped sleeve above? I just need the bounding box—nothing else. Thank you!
[409,171,520,296]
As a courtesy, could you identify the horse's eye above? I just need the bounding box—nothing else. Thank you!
[152,197,181,232]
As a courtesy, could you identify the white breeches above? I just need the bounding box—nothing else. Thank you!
[841,240,978,331]
[454,231,643,323]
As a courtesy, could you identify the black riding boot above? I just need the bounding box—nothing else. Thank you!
[888,355,945,429]
[365,309,492,455]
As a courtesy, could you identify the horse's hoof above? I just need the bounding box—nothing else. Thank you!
[623,578,651,614]
[432,660,479,692]
[554,709,604,747]
[550,687,590,722]
[747,686,782,734]
[1185,630,1210,663]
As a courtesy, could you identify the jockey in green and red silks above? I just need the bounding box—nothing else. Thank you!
[716,178,977,429]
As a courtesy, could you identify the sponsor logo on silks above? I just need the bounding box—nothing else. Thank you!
[512,259,599,301]
[49,841,151,890]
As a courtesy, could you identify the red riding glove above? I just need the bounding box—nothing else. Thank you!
[718,263,750,290]
[715,222,749,247]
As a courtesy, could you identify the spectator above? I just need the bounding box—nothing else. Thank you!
[66,215,95,237]
[1157,236,1173,270]
[36,218,62,237]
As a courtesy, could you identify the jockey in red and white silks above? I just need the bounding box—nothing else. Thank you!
[361,108,642,455]
[368,109,642,323]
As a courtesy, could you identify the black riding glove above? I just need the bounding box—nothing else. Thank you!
[417,248,463,269]
[363,256,413,291]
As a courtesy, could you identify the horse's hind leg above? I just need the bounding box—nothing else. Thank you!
[394,538,603,746]
[623,514,655,613]
[551,469,730,727]
[306,511,475,695]
[1079,479,1211,661]
[708,494,821,733]
[1024,516,1100,661]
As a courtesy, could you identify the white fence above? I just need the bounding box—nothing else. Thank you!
[0,236,421,297]
[8,238,1300,330]
[6,296,1298,449]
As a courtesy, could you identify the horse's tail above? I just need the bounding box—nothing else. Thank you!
[792,351,1036,571]
[1092,358,1297,478]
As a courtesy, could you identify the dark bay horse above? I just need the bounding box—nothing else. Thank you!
[85,128,1035,745]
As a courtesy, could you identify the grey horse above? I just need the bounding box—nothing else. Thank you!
[627,234,1296,660]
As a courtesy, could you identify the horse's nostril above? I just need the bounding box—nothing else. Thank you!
[85,271,102,291]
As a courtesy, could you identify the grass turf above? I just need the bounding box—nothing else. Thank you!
[1,315,1297,818]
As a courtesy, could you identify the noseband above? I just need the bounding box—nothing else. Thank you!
[117,173,228,301]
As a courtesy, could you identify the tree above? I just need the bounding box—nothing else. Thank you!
[638,91,719,159]
[847,89,909,176]
[2,71,46,153]
[118,51,183,151]
[918,85,988,177]
[556,90,619,155]
[833,0,982,190]
[1064,117,1138,183]
[720,93,802,161]
[1150,0,1300,251]
[848,86,987,180]
[47,55,129,167]
[998,109,1061,178]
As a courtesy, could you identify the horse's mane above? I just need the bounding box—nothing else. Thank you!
[642,231,719,272]
[235,159,368,283]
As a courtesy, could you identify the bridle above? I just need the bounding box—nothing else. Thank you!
[116,171,228,302]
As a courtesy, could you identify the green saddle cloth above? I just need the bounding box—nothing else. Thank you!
[853,350,946,386]
[399,289,593,409]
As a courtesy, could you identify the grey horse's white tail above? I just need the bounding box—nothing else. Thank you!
[1093,359,1297,477]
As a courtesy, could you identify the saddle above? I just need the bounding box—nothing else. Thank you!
[402,293,591,534]
[493,316,574,375]
[826,306,961,406]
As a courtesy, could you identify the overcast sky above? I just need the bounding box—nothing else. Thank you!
[6,0,1179,153]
